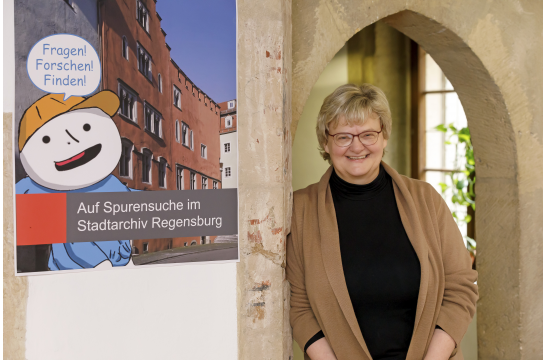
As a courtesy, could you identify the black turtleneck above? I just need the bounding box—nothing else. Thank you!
[304,165,421,359]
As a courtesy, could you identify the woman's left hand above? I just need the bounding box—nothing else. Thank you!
[423,328,456,360]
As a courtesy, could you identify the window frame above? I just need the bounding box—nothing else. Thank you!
[136,0,150,32]
[224,142,231,153]
[173,85,182,109]
[118,82,138,123]
[144,102,162,138]
[122,36,129,61]
[225,167,232,178]
[119,139,133,178]
[190,172,196,190]
[176,166,184,190]
[158,73,162,93]
[158,158,167,188]
[200,144,207,159]
[213,181,218,189]
[137,43,152,81]
[141,149,152,184]
[201,176,207,189]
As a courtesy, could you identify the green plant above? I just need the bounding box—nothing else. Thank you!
[435,123,476,258]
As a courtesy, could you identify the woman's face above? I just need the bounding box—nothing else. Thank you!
[324,114,387,185]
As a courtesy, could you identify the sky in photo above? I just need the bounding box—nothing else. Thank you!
[157,0,236,104]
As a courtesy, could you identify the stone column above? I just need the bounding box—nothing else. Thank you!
[237,0,293,359]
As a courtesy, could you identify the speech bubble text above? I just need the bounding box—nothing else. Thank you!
[26,34,101,100]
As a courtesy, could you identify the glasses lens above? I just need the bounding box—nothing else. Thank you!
[359,132,378,145]
[334,134,353,147]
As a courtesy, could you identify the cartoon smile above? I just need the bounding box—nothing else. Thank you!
[54,144,102,171]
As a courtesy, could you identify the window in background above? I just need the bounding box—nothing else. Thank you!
[173,86,181,109]
[159,158,167,188]
[225,167,231,178]
[137,43,152,80]
[201,144,207,159]
[158,73,162,93]
[190,172,196,189]
[413,46,473,243]
[228,100,235,109]
[224,142,231,153]
[142,149,152,183]
[119,139,133,178]
[201,176,207,189]
[118,82,137,122]
[176,166,183,190]
[181,122,189,146]
[175,120,180,142]
[225,116,232,128]
[122,36,129,60]
[136,0,149,32]
[213,181,218,189]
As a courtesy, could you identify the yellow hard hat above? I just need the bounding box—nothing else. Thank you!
[18,90,120,151]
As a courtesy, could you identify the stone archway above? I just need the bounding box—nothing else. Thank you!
[290,3,542,359]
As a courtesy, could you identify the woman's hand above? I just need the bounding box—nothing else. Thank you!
[306,337,338,360]
[423,328,456,360]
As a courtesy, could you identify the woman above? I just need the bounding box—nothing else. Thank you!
[286,84,478,360]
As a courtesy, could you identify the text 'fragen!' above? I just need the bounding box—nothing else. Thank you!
[27,34,101,100]
[76,200,223,232]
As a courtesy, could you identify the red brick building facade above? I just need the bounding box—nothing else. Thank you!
[99,0,222,254]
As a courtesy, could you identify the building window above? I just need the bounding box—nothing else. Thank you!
[225,116,233,128]
[184,242,188,247]
[190,172,196,190]
[201,176,207,189]
[190,130,194,150]
[191,240,197,246]
[118,82,137,122]
[225,167,232,178]
[136,0,149,32]
[213,181,218,189]
[159,158,167,188]
[173,86,181,109]
[181,122,189,146]
[119,139,133,178]
[137,43,152,81]
[176,166,184,190]
[228,100,235,109]
[158,73,162,93]
[143,242,149,253]
[201,144,207,159]
[175,121,180,142]
[224,142,231,153]
[144,103,162,137]
[414,46,473,244]
[122,36,129,60]
[142,149,152,183]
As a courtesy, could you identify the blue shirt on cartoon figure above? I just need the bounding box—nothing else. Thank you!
[16,91,134,271]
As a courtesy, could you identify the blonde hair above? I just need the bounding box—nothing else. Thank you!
[316,83,392,163]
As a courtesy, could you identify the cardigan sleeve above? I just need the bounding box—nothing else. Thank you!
[434,193,479,347]
[286,202,323,350]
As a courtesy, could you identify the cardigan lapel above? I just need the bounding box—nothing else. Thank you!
[382,162,432,360]
[317,167,372,360]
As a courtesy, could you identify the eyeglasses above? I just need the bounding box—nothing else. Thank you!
[327,125,383,147]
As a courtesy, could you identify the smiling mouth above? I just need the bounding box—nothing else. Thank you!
[54,144,102,171]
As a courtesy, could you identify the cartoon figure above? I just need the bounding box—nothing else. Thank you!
[16,90,134,270]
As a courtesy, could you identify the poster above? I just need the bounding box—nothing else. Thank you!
[13,0,238,275]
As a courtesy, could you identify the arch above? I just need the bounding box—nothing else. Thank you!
[291,4,541,358]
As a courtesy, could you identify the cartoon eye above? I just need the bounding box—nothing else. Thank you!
[83,124,91,131]
[42,136,50,144]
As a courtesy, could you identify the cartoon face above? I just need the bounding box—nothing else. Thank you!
[20,108,122,190]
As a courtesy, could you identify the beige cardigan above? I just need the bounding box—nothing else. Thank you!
[286,162,478,360]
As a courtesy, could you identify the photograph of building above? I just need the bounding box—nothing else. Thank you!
[98,0,235,264]
[219,99,237,189]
